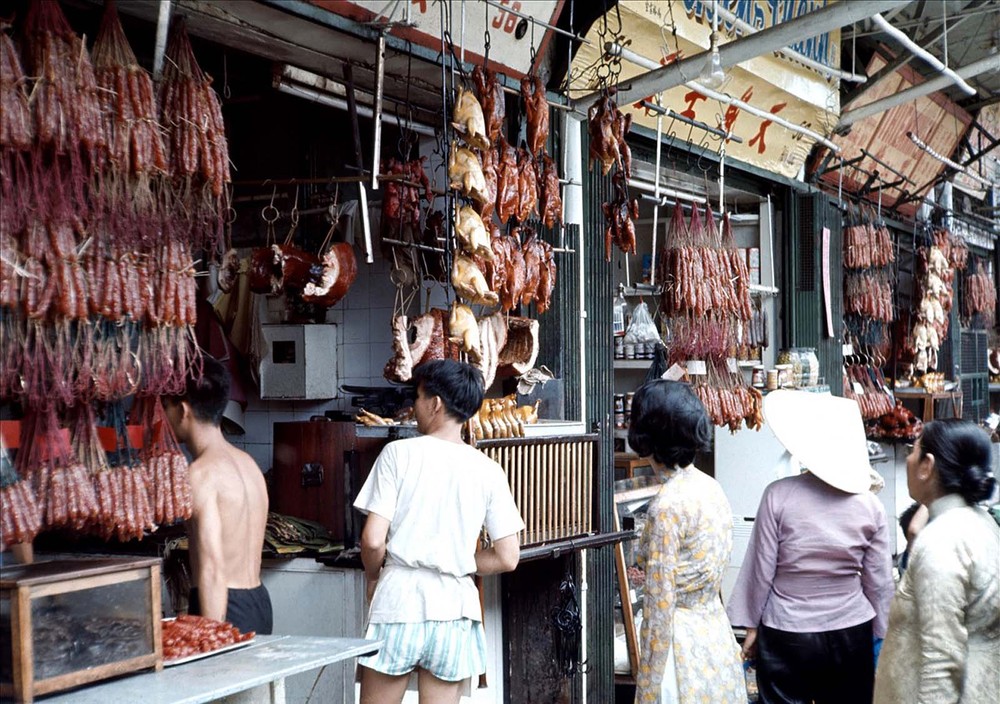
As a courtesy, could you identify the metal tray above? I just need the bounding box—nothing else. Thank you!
[163,637,256,667]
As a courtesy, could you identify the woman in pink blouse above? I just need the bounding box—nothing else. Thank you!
[727,391,894,704]
[628,380,745,703]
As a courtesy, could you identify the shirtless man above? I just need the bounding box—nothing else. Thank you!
[164,356,273,635]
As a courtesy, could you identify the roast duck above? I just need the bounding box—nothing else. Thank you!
[602,172,638,260]
[472,65,505,143]
[451,87,490,150]
[538,153,562,228]
[520,74,549,155]
[455,204,493,261]
[448,142,490,206]
[588,91,632,178]
[247,243,356,308]
[478,145,498,221]
[495,136,520,225]
[452,254,499,306]
[473,226,556,314]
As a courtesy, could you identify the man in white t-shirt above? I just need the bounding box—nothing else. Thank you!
[354,359,524,704]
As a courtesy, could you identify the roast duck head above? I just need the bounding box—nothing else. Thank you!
[448,141,490,206]
[451,87,490,151]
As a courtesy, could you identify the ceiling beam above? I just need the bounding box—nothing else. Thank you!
[576,0,909,105]
[842,1,986,106]
[963,94,1000,112]
[837,52,1000,131]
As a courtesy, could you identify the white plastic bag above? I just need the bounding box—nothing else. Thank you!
[624,301,660,345]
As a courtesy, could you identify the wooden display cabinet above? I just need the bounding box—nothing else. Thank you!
[0,558,162,703]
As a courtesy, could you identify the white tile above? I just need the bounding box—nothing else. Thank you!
[342,311,369,343]
[369,278,397,307]
[242,411,271,444]
[368,308,394,344]
[342,343,371,378]
[344,272,370,308]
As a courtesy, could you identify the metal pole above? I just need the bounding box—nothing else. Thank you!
[577,0,909,105]
[152,0,172,82]
[837,53,1000,130]
[371,32,386,191]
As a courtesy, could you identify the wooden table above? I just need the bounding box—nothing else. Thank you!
[38,636,380,704]
[893,388,963,421]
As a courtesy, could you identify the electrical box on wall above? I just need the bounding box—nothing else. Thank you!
[259,324,338,399]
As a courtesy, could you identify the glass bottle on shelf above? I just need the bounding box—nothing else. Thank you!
[613,287,628,359]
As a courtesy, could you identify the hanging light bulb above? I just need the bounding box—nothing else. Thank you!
[699,35,726,89]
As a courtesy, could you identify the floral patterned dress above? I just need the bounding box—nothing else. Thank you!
[635,465,745,704]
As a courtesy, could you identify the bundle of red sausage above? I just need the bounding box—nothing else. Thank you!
[162,615,255,661]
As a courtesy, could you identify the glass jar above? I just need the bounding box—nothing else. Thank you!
[776,364,794,388]
[800,348,820,387]
[790,348,804,388]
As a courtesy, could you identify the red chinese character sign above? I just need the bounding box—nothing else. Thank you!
[311,0,562,79]
[569,1,842,179]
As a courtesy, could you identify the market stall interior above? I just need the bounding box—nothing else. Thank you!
[1,1,998,703]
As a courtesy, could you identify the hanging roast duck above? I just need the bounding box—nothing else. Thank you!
[451,87,490,150]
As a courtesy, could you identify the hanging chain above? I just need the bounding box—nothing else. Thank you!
[483,0,491,63]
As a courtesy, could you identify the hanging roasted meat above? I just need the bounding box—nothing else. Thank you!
[478,146,498,222]
[384,315,415,383]
[521,74,549,155]
[472,65,506,143]
[535,238,556,314]
[612,105,633,179]
[301,243,357,308]
[248,247,281,294]
[602,172,638,260]
[455,204,494,261]
[451,87,490,150]
[495,136,519,225]
[448,142,490,205]
[520,230,541,306]
[538,153,562,229]
[588,93,619,175]
[452,254,499,306]
[500,233,526,311]
[588,91,631,178]
[381,156,431,236]
[449,301,482,362]
[516,148,539,222]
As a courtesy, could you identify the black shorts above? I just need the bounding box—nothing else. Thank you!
[189,584,273,635]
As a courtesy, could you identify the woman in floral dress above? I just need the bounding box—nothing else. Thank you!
[628,380,745,703]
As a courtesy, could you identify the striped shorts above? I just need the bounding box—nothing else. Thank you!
[358,619,487,682]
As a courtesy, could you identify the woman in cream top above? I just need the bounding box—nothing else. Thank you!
[874,419,999,704]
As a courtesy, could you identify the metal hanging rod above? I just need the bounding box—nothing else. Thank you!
[711,3,867,83]
[909,132,995,188]
[480,0,591,45]
[859,148,916,186]
[232,174,446,197]
[638,100,744,143]
[499,83,575,112]
[382,237,447,255]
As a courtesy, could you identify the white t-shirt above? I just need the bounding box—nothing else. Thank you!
[354,435,524,623]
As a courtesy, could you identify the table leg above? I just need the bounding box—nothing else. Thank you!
[269,679,286,704]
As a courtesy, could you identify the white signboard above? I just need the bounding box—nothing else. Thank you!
[313,0,562,78]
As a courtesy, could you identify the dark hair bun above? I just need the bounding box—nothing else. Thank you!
[627,380,711,468]
[961,465,997,504]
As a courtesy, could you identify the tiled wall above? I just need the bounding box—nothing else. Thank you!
[226,247,450,473]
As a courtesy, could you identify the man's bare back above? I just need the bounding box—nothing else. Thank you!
[188,444,267,587]
[186,442,268,618]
